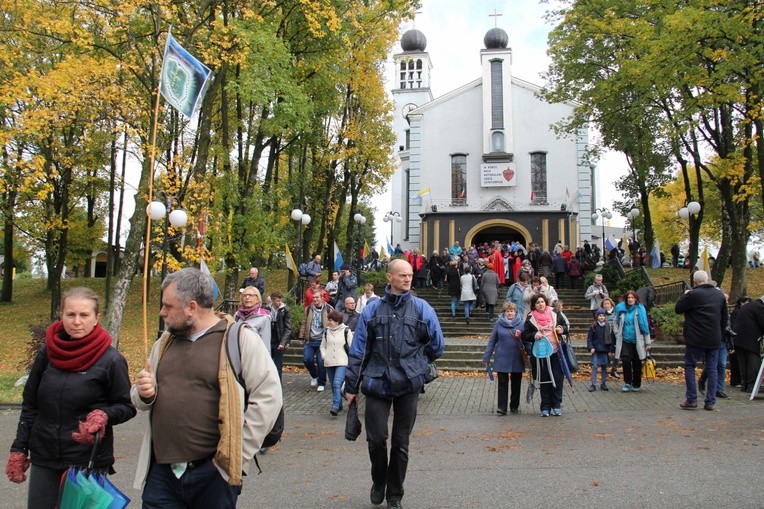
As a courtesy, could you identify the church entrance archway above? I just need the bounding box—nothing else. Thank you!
[465,219,531,249]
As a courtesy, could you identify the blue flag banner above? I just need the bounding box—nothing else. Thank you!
[160,31,213,119]
[334,241,344,272]
[650,241,661,269]
[604,237,615,253]
[200,257,220,300]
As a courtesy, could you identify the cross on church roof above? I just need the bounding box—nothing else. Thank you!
[412,9,422,28]
[489,10,502,28]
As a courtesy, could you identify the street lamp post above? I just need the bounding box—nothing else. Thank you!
[591,207,613,261]
[383,211,402,250]
[353,213,367,275]
[147,194,188,337]
[677,200,701,270]
[290,209,311,295]
[626,207,640,265]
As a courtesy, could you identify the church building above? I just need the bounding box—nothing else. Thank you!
[388,25,597,254]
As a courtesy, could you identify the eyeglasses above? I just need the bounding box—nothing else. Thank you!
[242,294,257,298]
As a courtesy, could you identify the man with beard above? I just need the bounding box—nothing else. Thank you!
[132,268,282,508]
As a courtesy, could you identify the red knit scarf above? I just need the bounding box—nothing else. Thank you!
[45,321,112,372]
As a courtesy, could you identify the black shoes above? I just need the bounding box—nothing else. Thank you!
[371,483,385,505]
[698,381,705,394]
[510,408,520,414]
[497,408,507,415]
[679,400,698,410]
[703,403,715,411]
[600,383,609,391]
[588,384,596,392]
[716,391,730,399]
[388,500,402,509]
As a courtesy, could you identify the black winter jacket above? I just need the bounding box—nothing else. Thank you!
[268,303,293,348]
[674,284,728,349]
[11,347,135,470]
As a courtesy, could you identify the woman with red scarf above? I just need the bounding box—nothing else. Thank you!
[522,294,568,417]
[6,287,135,508]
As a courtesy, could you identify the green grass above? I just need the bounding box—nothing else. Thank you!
[0,266,761,404]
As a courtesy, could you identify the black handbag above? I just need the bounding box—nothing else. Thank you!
[345,399,362,441]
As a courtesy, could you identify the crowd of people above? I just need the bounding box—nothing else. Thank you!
[5,249,763,509]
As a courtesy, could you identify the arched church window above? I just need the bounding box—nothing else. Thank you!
[530,152,547,205]
[408,60,415,70]
[400,61,406,71]
[451,154,467,206]
[416,59,422,69]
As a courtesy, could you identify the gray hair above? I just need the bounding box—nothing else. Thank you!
[162,267,214,309]
[693,270,709,285]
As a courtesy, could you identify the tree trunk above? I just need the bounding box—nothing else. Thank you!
[1,208,15,302]
[103,155,152,348]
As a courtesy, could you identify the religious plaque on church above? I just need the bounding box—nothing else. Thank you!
[480,163,516,187]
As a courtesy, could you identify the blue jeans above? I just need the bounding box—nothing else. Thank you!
[463,300,474,318]
[326,365,346,411]
[271,347,284,381]
[365,391,420,504]
[142,459,241,509]
[303,339,326,385]
[684,344,720,406]
[450,297,460,317]
[698,344,728,394]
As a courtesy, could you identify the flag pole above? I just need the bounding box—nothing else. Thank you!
[142,66,164,359]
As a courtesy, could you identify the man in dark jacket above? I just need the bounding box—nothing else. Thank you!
[240,267,266,296]
[341,297,361,332]
[267,291,293,380]
[345,259,444,509]
[731,296,764,393]
[675,270,729,411]
[336,265,358,312]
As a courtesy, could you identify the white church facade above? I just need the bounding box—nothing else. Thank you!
[388,26,597,254]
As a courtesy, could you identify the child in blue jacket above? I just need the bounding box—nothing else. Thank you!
[587,308,613,391]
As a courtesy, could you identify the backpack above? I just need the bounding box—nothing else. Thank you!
[226,321,284,450]
[298,263,309,277]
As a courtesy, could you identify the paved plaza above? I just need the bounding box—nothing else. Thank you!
[2,372,762,508]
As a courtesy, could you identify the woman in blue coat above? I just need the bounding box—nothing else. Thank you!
[483,302,525,414]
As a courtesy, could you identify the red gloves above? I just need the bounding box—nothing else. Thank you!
[5,451,30,483]
[72,409,108,445]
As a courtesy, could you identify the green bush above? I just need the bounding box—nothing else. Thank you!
[650,302,684,342]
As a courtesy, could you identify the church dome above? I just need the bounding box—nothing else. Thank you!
[401,29,427,51]
[484,27,509,49]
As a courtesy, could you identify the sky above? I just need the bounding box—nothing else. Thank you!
[370,0,630,247]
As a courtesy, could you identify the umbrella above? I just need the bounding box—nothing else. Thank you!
[557,341,574,387]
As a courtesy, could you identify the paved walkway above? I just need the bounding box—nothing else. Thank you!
[2,373,762,508]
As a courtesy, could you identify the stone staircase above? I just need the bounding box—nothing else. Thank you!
[283,282,687,370]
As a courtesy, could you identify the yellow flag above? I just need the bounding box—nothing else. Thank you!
[364,240,372,260]
[701,247,710,272]
[285,244,298,275]
[380,245,387,259]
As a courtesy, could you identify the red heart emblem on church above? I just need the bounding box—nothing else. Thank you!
[502,167,515,181]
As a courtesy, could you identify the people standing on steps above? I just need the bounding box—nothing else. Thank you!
[584,274,609,318]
